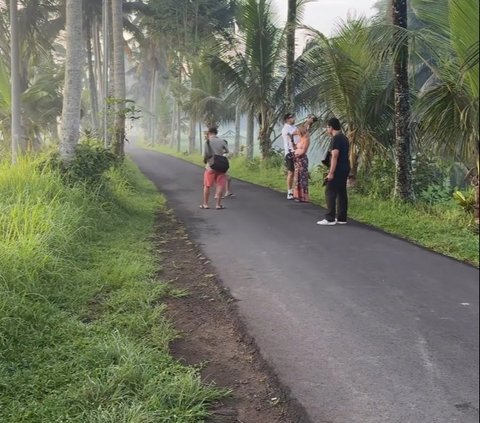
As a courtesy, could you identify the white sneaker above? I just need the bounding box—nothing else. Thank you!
[336,219,347,225]
[287,193,294,200]
[317,219,336,225]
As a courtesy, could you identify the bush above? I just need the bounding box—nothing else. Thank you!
[355,153,456,205]
[355,157,395,199]
[413,153,454,204]
[265,148,285,169]
[453,189,476,214]
[44,140,118,186]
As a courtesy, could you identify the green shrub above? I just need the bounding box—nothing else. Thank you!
[66,142,117,185]
[44,140,117,186]
[265,148,285,169]
[453,188,476,214]
[355,157,395,199]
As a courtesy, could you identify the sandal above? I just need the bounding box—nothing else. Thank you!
[199,205,210,209]
[216,205,226,210]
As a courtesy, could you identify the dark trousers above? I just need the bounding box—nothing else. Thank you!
[325,173,348,222]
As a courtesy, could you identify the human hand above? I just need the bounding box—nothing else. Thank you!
[327,173,334,181]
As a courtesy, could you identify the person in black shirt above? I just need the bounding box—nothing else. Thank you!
[317,117,350,225]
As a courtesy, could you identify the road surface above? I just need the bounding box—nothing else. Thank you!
[130,147,479,423]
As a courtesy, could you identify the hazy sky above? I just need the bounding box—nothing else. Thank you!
[272,0,378,37]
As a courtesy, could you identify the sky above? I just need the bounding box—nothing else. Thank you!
[272,0,378,37]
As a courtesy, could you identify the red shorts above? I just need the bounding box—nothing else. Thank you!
[203,169,226,188]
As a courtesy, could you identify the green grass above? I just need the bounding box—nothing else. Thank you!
[145,144,479,267]
[0,158,224,422]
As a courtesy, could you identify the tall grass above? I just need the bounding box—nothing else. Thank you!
[0,158,223,422]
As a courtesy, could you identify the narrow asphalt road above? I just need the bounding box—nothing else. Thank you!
[129,147,479,423]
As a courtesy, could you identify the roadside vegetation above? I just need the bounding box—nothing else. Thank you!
[0,153,223,422]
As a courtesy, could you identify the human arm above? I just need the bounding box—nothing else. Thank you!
[203,141,210,164]
[327,149,339,180]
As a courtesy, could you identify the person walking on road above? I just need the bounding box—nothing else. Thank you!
[282,113,298,200]
[216,140,235,199]
[222,140,235,198]
[317,117,350,225]
[200,127,229,210]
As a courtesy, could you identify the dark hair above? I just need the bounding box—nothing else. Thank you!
[327,117,341,131]
[207,127,218,135]
[284,113,295,121]
[307,114,319,123]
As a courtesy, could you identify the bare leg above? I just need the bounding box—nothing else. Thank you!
[202,186,210,208]
[287,170,294,191]
[225,176,232,196]
[215,174,228,208]
[215,185,223,208]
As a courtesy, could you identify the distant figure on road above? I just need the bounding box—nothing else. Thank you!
[293,125,311,202]
[317,117,350,225]
[200,127,229,210]
[224,174,234,197]
[216,140,235,199]
[282,113,298,200]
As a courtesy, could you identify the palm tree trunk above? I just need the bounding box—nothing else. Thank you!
[111,0,125,157]
[234,104,241,156]
[105,0,115,148]
[259,107,273,159]
[188,113,196,154]
[152,69,160,143]
[246,106,254,161]
[474,177,479,226]
[347,127,358,187]
[285,0,296,112]
[60,0,83,165]
[392,0,414,201]
[148,69,156,143]
[102,0,111,147]
[170,101,176,148]
[474,151,479,227]
[176,103,181,152]
[86,22,100,134]
[93,17,104,100]
[10,0,21,164]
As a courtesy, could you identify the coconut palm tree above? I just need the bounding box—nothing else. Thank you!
[285,0,313,113]
[411,0,479,222]
[9,0,21,163]
[392,0,415,201]
[59,0,83,165]
[211,0,287,159]
[296,19,394,183]
[1,0,67,153]
[111,0,126,157]
[182,59,231,153]
[285,0,297,112]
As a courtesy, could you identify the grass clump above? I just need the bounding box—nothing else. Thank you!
[0,157,223,422]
